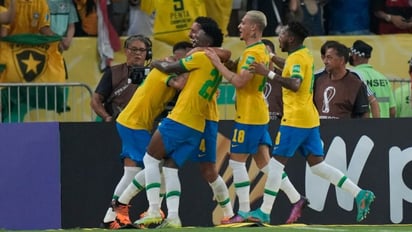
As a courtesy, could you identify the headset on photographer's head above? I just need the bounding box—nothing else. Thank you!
[124,34,152,61]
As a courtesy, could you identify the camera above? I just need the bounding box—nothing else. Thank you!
[129,66,150,85]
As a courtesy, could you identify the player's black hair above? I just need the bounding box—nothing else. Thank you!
[195,17,224,47]
[201,24,224,47]
[287,21,310,44]
[194,16,219,29]
[262,39,275,53]
[173,41,193,53]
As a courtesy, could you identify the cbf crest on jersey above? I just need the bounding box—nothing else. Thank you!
[292,64,301,74]
[0,34,65,83]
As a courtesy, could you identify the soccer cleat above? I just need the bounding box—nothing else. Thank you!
[100,221,121,229]
[156,217,182,228]
[355,190,375,222]
[139,209,166,220]
[100,220,122,229]
[286,196,309,224]
[220,214,246,224]
[112,201,132,225]
[134,211,163,226]
[100,220,138,230]
[247,208,270,224]
[237,210,249,220]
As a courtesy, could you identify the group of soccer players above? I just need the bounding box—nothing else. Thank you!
[101,9,375,229]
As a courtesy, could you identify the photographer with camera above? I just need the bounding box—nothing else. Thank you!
[100,40,192,229]
[91,34,152,122]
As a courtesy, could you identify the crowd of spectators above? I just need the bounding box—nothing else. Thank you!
[1,0,411,39]
[0,0,411,120]
[71,0,412,37]
[228,0,412,36]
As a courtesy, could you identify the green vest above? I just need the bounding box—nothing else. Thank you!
[353,64,396,118]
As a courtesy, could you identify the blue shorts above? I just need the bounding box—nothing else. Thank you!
[272,125,324,158]
[158,118,203,168]
[192,120,217,163]
[116,123,151,167]
[230,122,272,154]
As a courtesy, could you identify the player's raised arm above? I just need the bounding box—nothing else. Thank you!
[250,61,301,92]
[187,47,231,63]
[205,48,251,88]
[151,60,186,74]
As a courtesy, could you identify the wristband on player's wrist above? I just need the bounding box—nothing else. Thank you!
[268,71,276,80]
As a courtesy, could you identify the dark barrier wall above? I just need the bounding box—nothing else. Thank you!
[59,119,412,228]
[0,123,61,230]
[1,120,412,229]
[59,123,123,228]
[59,122,214,228]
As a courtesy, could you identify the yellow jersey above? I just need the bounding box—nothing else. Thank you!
[117,68,177,131]
[168,51,221,131]
[281,46,319,128]
[4,0,51,35]
[235,41,270,125]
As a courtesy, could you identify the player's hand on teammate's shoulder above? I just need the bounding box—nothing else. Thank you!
[204,48,221,65]
[249,62,269,76]
[224,58,238,71]
[186,47,203,56]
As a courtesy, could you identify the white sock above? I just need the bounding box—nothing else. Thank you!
[160,171,166,205]
[310,161,361,197]
[118,170,145,204]
[143,154,161,214]
[261,165,300,204]
[261,158,284,214]
[163,166,180,219]
[113,166,141,199]
[229,159,250,212]
[209,176,234,218]
[260,163,269,174]
[280,173,301,204]
[103,166,141,222]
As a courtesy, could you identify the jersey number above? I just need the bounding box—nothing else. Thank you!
[199,139,206,153]
[199,68,222,101]
[173,0,184,11]
[232,129,245,143]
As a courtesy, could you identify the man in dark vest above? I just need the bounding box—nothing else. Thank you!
[91,34,152,122]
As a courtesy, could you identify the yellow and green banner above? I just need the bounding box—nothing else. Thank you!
[0,34,65,83]
[0,34,67,122]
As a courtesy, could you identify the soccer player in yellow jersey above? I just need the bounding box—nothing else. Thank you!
[187,17,236,225]
[251,21,375,222]
[136,18,226,228]
[1,0,54,36]
[100,69,179,229]
[99,41,193,229]
[206,10,300,224]
[111,35,233,228]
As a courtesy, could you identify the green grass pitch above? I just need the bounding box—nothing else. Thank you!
[5,224,412,232]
